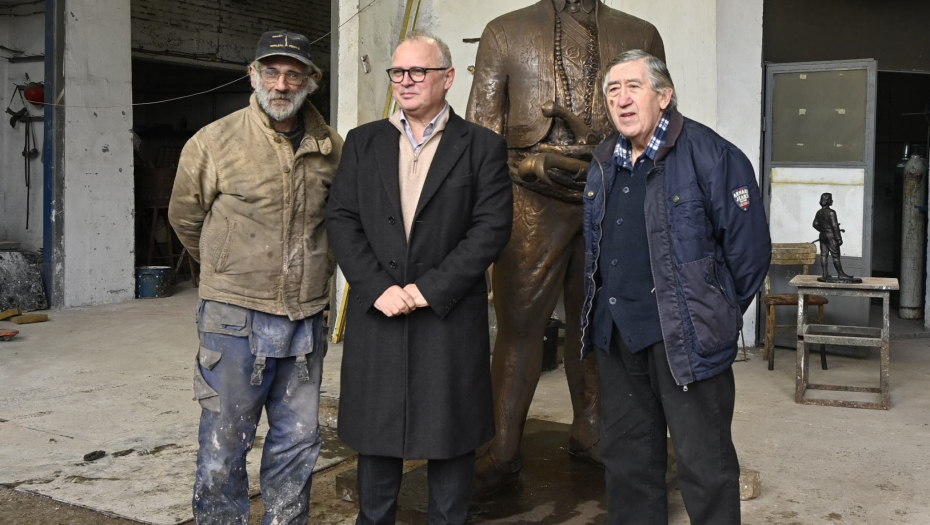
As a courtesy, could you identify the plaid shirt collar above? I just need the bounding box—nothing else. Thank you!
[613,111,670,171]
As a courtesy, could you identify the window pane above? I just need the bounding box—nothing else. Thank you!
[772,69,868,163]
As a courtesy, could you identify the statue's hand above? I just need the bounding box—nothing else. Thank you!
[518,153,589,188]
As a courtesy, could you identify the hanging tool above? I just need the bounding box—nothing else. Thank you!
[6,85,40,230]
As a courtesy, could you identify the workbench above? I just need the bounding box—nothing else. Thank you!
[789,275,899,410]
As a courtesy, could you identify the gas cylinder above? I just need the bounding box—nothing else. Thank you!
[900,154,928,319]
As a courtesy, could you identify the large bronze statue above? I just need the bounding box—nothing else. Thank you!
[813,192,861,283]
[465,0,665,492]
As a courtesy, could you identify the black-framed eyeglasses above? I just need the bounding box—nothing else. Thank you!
[386,67,449,83]
[260,68,308,86]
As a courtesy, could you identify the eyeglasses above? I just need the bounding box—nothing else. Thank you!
[386,67,449,83]
[260,68,308,86]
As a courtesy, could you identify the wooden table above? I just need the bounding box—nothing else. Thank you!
[789,275,899,410]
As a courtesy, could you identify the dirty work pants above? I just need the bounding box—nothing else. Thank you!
[192,310,324,525]
[355,451,475,525]
[596,335,740,525]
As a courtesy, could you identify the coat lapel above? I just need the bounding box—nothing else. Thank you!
[413,111,470,220]
[374,124,403,219]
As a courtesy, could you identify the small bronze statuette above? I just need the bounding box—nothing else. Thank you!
[813,192,862,283]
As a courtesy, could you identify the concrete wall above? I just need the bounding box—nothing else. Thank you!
[717,0,764,344]
[0,4,45,252]
[764,0,930,73]
[60,0,136,307]
[339,0,719,128]
[333,0,766,344]
[131,0,332,71]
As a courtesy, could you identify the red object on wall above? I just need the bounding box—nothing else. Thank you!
[23,83,44,106]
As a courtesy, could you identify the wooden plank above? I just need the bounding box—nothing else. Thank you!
[807,383,881,394]
[798,396,888,410]
[801,333,883,347]
[772,243,817,265]
[797,288,888,301]
[790,275,899,290]
[804,324,882,337]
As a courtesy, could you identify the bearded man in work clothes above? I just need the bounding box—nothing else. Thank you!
[169,30,343,525]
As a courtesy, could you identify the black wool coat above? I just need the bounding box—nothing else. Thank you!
[326,109,513,459]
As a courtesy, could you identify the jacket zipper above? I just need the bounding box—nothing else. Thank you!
[580,158,608,355]
[281,140,298,317]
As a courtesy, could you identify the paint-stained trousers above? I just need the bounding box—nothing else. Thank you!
[192,303,324,525]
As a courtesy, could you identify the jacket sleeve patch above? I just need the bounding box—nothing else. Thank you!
[731,186,750,212]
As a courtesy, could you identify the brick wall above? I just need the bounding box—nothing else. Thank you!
[131,0,332,69]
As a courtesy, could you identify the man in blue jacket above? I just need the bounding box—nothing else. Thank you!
[580,50,771,524]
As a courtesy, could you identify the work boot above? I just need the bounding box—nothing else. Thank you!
[835,261,854,280]
[472,450,522,496]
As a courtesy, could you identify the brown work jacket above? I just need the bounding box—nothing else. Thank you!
[169,95,343,320]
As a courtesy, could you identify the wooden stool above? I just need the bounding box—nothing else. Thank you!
[763,293,828,370]
[762,243,830,371]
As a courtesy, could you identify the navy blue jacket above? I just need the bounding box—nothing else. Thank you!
[580,109,771,385]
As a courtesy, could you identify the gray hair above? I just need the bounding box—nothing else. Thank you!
[602,50,677,110]
[395,30,453,69]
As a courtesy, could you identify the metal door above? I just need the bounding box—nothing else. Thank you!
[762,60,878,350]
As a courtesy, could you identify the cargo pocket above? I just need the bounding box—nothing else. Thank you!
[676,256,740,355]
[199,301,251,337]
[193,347,222,412]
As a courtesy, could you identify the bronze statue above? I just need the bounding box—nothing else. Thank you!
[466,0,665,493]
[813,192,861,283]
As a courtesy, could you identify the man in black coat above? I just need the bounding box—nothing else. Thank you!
[326,32,513,525]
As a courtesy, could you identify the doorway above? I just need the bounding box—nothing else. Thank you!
[130,59,251,282]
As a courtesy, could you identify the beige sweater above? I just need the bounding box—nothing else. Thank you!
[389,107,451,238]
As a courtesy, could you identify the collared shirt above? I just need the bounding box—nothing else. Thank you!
[399,103,449,155]
[613,111,670,171]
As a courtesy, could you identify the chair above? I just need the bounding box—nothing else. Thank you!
[762,243,828,371]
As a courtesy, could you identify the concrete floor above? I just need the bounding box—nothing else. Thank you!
[1,283,929,524]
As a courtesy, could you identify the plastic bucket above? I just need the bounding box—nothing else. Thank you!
[136,266,172,298]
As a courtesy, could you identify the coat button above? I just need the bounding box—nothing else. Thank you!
[673,195,680,203]
[587,191,595,197]
[611,259,618,266]
[274,137,282,143]
[622,186,630,194]
[390,260,397,269]
[283,166,291,173]
[388,216,396,225]
[616,218,623,226]
[608,297,617,305]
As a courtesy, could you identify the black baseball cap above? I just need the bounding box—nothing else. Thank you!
[255,30,314,66]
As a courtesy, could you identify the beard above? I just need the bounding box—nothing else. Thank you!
[252,70,318,122]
